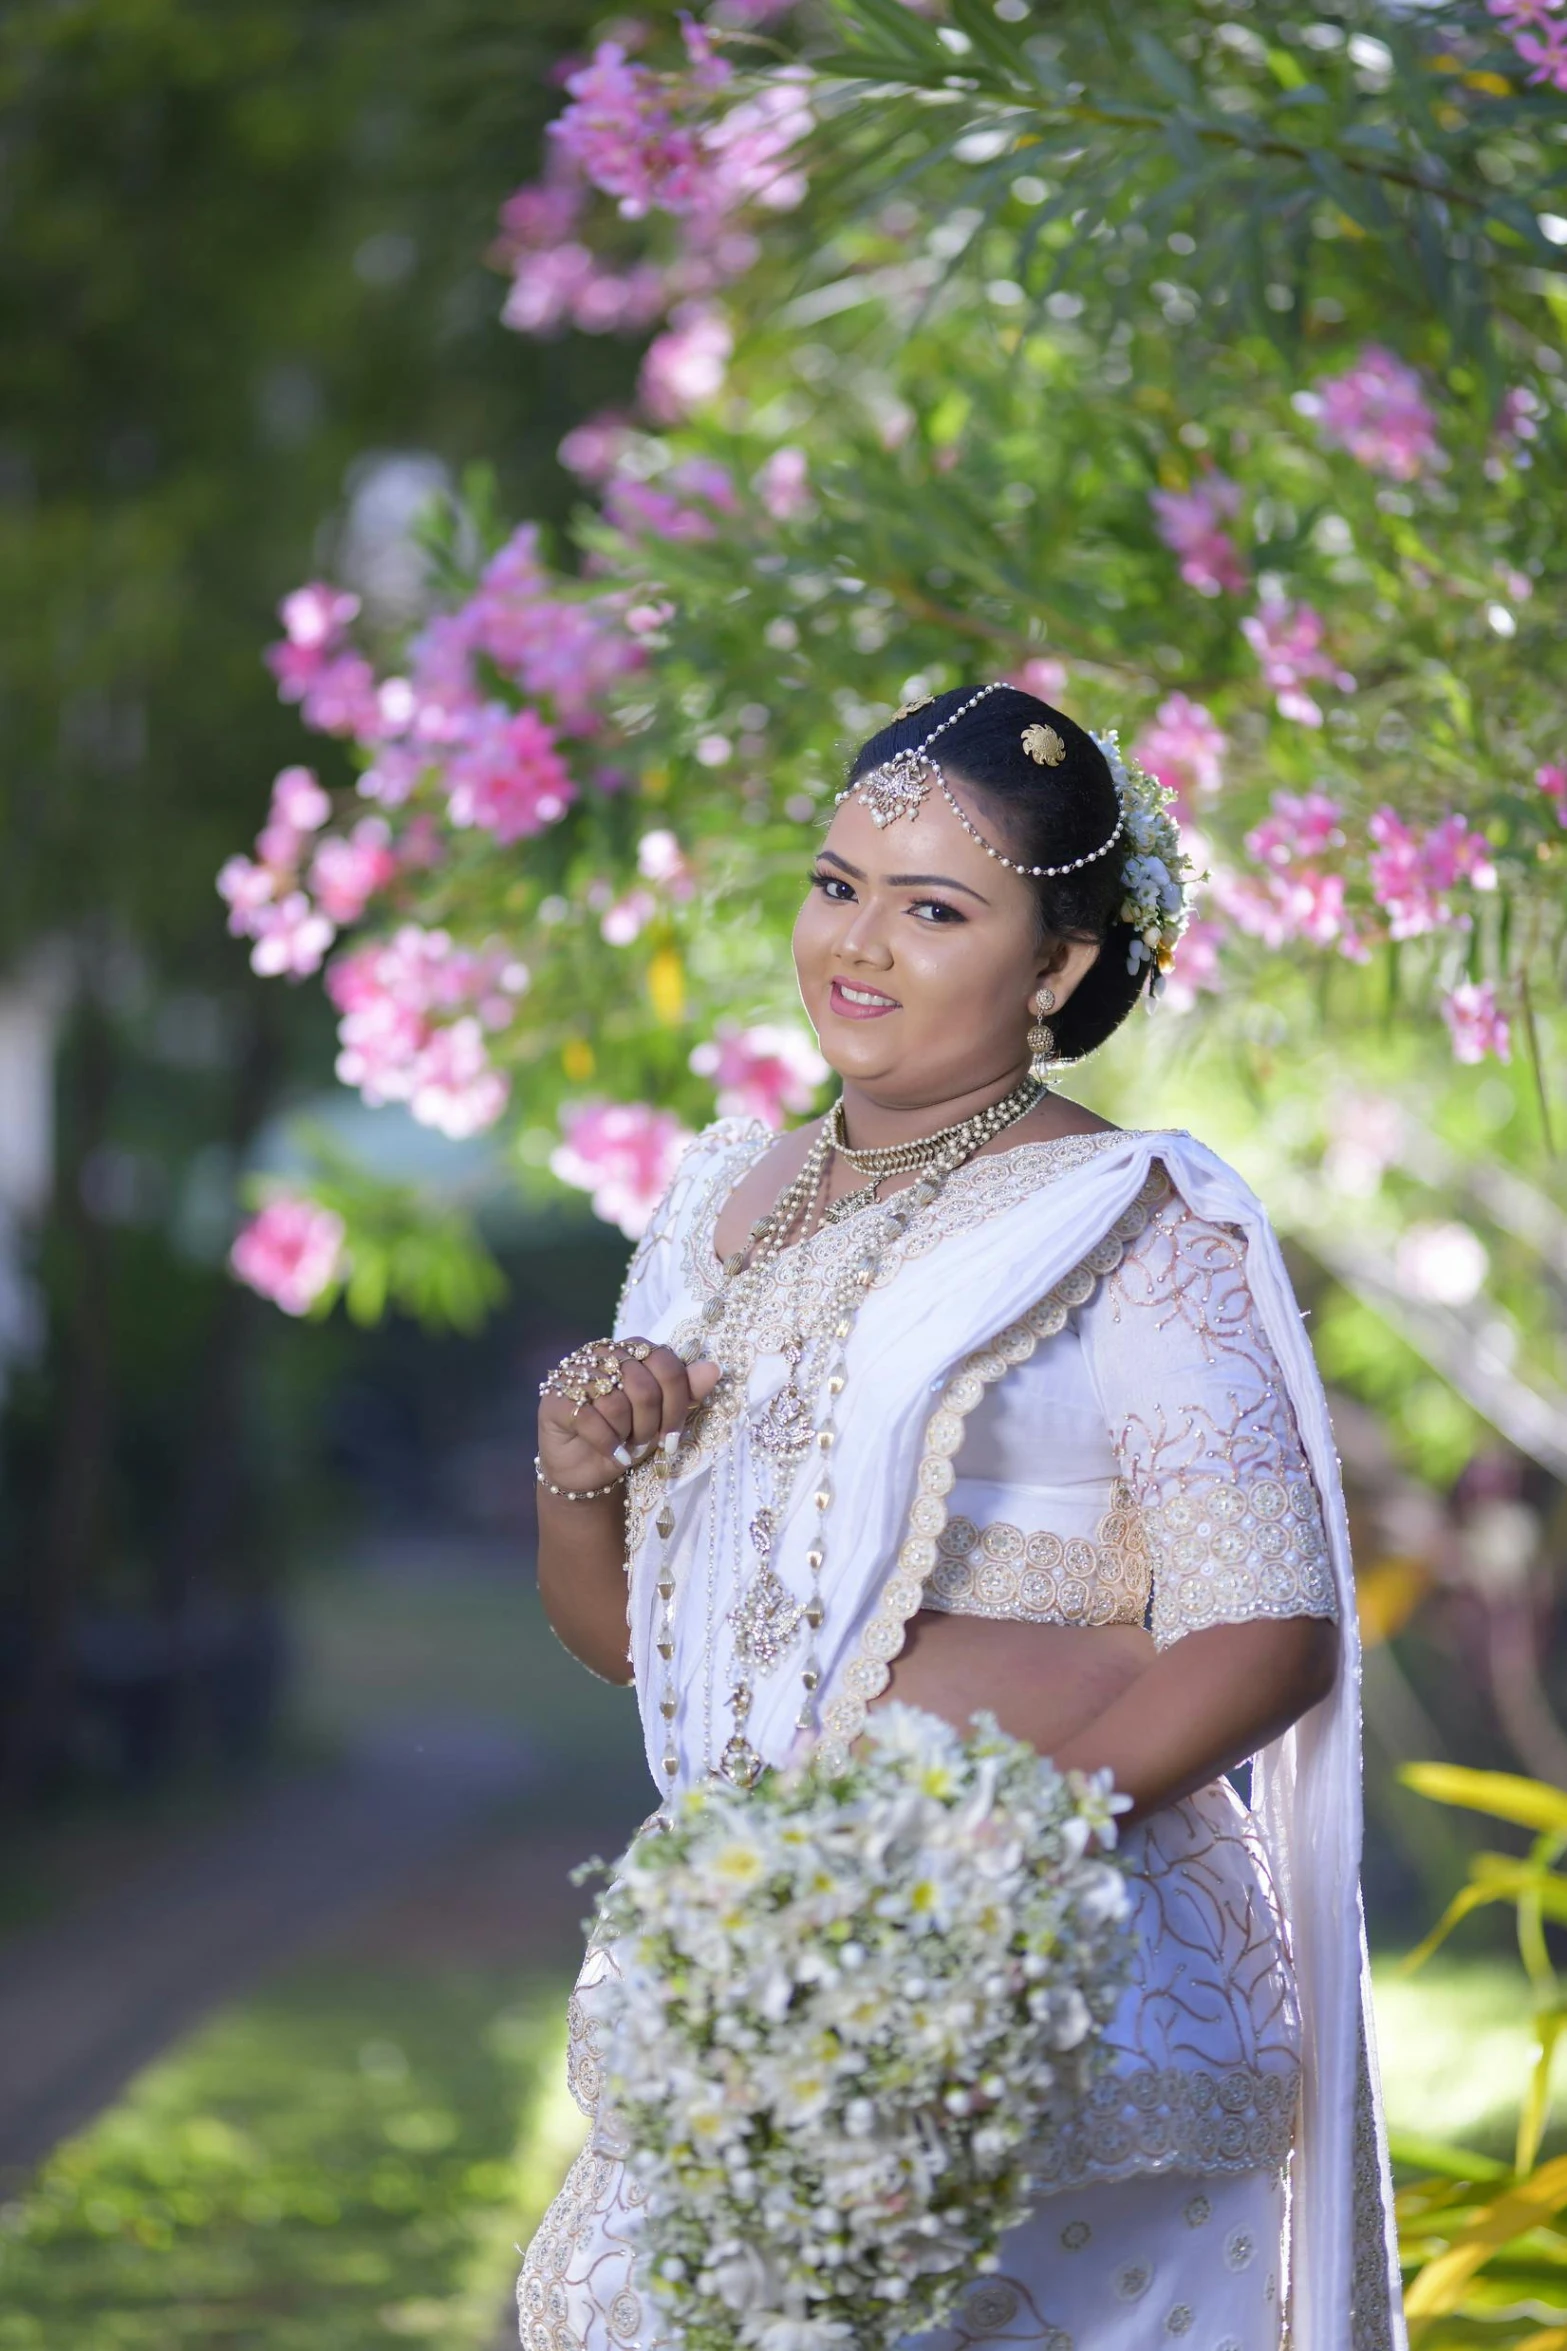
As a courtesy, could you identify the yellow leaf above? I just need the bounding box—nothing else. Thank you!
[562,1038,595,1081]
[1515,2331,1567,2351]
[1404,2153,1567,2322]
[648,948,686,1027]
[1356,1556,1431,1646]
[1400,1765,1567,1837]
[641,764,671,801]
[1464,69,1513,94]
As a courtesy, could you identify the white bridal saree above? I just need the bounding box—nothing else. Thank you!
[518,1120,1407,2351]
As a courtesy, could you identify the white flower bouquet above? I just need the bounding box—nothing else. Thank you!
[579,1702,1131,2351]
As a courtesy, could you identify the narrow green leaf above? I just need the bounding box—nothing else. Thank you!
[1131,30,1199,108]
[1400,1764,1567,1837]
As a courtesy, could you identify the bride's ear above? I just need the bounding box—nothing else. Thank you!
[1033,935,1101,1011]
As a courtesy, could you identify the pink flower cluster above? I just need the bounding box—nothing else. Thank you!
[1538,763,1567,825]
[1489,0,1567,92]
[1132,694,1226,811]
[602,456,739,543]
[326,926,529,1138]
[219,765,400,978]
[230,1196,346,1316]
[497,31,810,348]
[550,1100,694,1237]
[1308,346,1445,481]
[598,829,698,945]
[689,1021,828,1126]
[1209,789,1365,958]
[1441,981,1512,1065]
[1241,597,1355,727]
[1149,473,1246,597]
[265,584,383,739]
[640,302,733,423]
[1367,809,1498,940]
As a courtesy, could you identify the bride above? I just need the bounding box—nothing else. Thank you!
[518,683,1405,2351]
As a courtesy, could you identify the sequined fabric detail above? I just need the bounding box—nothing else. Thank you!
[1027,2063,1297,2190]
[1094,1192,1340,1650]
[921,1483,1150,1628]
[1350,1994,1401,2351]
[516,2141,654,2351]
[815,1165,1172,1773]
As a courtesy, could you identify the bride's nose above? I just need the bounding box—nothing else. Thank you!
[837,902,894,968]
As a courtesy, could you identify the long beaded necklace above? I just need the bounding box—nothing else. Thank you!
[645,1071,1047,1819]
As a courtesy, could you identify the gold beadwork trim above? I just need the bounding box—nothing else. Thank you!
[815,1162,1173,1773]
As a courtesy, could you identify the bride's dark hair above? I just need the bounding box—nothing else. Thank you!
[846,684,1152,1061]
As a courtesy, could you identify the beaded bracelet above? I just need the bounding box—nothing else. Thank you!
[535,1454,627,1503]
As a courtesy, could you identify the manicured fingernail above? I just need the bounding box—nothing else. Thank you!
[663,1430,682,1459]
[612,1444,634,1469]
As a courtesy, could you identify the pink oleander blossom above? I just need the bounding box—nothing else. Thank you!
[231,1196,346,1316]
[299,650,383,740]
[309,819,399,926]
[550,1100,695,1237]
[1149,473,1246,597]
[1442,981,1512,1065]
[639,303,733,422]
[603,458,738,543]
[271,765,332,833]
[1159,916,1225,1013]
[326,925,525,1133]
[463,527,640,730]
[266,584,362,706]
[217,855,277,936]
[637,828,696,897]
[1367,808,1497,940]
[1241,597,1355,727]
[1514,22,1567,88]
[1537,763,1567,825]
[1006,657,1068,704]
[445,706,576,842]
[689,1021,829,1126]
[702,74,813,216]
[754,446,812,520]
[550,43,707,220]
[1309,346,1445,481]
[559,411,636,482]
[1244,790,1346,871]
[601,888,658,945]
[1133,694,1227,808]
[248,892,336,979]
[1209,865,1364,957]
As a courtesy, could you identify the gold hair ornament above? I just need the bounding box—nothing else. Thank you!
[1021,722,1066,767]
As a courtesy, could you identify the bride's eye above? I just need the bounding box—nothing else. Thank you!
[809,869,855,901]
[911,898,964,924]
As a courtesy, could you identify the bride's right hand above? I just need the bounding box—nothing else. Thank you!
[537,1340,722,1496]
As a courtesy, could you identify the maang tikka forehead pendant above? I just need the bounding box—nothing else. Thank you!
[836,681,1128,882]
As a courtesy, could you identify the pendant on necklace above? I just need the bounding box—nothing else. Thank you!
[728,1507,806,1674]
[750,1337,816,1462]
[717,1676,764,1788]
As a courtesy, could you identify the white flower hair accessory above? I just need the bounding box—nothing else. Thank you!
[1091,729,1194,995]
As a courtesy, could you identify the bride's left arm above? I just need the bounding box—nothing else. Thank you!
[1052,1614,1337,1822]
[1056,1175,1343,1822]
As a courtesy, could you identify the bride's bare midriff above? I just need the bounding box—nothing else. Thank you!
[871,1609,1156,1756]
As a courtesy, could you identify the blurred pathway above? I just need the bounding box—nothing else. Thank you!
[0,1719,533,2188]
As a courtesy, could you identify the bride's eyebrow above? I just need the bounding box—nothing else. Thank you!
[816,849,990,906]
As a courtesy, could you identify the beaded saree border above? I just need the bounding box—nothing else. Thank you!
[815,1161,1173,1773]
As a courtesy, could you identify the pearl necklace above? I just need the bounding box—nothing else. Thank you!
[645,1073,1047,1819]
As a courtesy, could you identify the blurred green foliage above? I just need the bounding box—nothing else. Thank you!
[0,1966,574,2350]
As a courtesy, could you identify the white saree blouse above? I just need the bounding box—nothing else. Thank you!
[604,1116,1406,2351]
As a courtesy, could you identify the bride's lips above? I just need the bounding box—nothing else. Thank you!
[828,977,901,1020]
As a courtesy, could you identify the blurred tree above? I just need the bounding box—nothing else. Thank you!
[0,0,631,1801]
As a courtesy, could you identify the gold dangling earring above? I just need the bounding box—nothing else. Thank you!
[1027,987,1057,1085]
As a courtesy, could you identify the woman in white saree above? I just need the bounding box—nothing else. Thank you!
[520,684,1406,2351]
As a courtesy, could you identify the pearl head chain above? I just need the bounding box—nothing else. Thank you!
[835,681,1126,879]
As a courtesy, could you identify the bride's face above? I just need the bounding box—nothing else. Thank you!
[791,779,1098,1106]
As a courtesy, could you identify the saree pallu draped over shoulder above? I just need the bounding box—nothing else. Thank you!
[528,1120,1405,2351]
